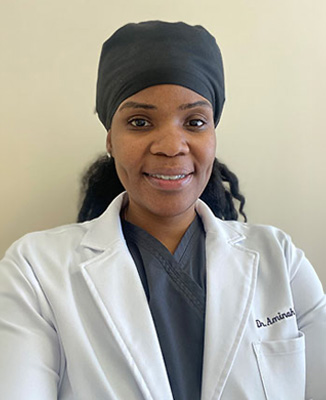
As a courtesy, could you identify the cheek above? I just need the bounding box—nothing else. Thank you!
[198,136,216,187]
[113,157,135,194]
[210,132,217,153]
[201,135,217,166]
[111,141,142,187]
[110,132,128,164]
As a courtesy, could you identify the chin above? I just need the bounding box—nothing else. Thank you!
[147,199,197,219]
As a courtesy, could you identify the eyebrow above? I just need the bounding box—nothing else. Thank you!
[119,102,157,111]
[119,100,212,112]
[178,101,212,110]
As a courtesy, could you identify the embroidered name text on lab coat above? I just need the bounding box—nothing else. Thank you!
[256,307,296,328]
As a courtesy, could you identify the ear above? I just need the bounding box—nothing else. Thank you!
[106,130,113,156]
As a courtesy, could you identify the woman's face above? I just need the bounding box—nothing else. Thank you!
[107,84,216,223]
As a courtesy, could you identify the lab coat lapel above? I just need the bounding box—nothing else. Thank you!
[79,194,173,400]
[197,202,259,400]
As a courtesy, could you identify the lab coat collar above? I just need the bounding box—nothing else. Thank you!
[80,192,129,251]
[80,192,246,251]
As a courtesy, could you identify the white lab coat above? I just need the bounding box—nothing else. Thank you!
[0,193,325,400]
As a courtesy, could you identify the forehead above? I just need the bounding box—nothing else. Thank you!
[117,84,213,112]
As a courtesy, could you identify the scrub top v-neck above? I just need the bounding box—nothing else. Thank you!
[121,215,207,400]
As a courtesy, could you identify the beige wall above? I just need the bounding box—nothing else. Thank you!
[1,0,325,288]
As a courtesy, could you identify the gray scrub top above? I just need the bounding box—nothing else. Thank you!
[121,215,207,400]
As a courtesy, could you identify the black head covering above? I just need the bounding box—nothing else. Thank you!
[96,21,225,129]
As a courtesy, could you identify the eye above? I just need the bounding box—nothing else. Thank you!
[129,118,151,128]
[186,119,205,128]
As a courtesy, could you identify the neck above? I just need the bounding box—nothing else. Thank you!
[122,206,196,254]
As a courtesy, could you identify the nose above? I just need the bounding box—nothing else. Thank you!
[150,125,189,157]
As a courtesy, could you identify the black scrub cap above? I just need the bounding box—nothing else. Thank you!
[96,20,225,129]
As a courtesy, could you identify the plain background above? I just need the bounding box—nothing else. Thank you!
[0,0,325,288]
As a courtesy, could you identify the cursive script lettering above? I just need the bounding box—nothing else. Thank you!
[256,308,296,328]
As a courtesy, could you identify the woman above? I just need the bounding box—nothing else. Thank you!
[0,21,325,400]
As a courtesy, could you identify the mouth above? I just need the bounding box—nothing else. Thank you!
[144,172,193,191]
[146,173,188,181]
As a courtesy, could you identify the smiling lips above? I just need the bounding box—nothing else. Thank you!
[149,173,187,181]
[144,172,193,190]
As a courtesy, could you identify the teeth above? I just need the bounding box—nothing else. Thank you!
[150,174,186,180]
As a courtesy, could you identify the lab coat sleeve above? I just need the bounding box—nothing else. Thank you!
[0,240,61,399]
[287,238,326,400]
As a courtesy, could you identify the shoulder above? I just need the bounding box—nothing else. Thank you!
[4,221,92,261]
[197,200,306,280]
[222,220,315,289]
[197,199,293,250]
[0,193,128,283]
[226,220,292,247]
[0,222,98,291]
[2,193,128,264]
[224,220,303,266]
